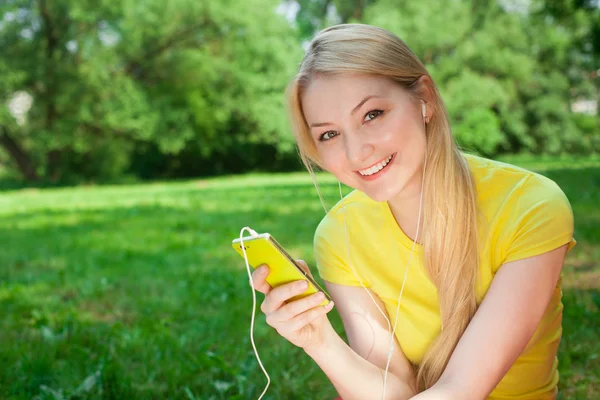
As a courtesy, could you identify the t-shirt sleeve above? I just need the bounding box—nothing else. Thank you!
[501,175,576,266]
[313,213,371,287]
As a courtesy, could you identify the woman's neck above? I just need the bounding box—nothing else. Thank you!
[387,170,425,244]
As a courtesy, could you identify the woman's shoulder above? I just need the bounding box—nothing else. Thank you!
[463,153,575,269]
[314,189,380,237]
[462,152,566,204]
[323,189,377,218]
[464,152,536,184]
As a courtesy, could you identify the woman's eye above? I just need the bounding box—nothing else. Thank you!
[319,131,339,141]
[365,109,384,122]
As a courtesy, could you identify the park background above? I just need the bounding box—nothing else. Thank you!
[1,0,599,398]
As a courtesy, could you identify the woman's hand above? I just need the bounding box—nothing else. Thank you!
[250,260,335,350]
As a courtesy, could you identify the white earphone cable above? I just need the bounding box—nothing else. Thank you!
[339,106,427,399]
[339,180,394,332]
[339,160,424,399]
[384,153,426,393]
[240,227,270,400]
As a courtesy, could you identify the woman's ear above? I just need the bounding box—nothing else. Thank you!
[415,75,435,110]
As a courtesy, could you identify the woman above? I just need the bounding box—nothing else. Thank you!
[250,24,576,399]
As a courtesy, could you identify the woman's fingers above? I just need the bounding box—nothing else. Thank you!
[250,264,272,294]
[253,259,334,349]
[267,291,326,324]
[261,279,308,314]
[276,300,335,335]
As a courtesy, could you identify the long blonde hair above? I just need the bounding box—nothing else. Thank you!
[286,24,480,391]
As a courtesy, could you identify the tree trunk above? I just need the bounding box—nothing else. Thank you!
[0,125,39,181]
[47,149,62,182]
[40,0,62,182]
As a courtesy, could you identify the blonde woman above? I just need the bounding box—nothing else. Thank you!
[250,24,576,400]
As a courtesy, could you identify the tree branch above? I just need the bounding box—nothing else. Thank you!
[0,125,39,181]
[79,122,138,141]
[124,20,216,78]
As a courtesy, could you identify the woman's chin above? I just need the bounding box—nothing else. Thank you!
[361,185,402,203]
[337,172,404,202]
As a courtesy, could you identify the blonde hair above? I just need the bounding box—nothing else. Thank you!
[286,24,480,391]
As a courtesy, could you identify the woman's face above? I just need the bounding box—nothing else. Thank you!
[301,73,428,202]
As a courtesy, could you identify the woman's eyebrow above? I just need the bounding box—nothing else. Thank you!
[310,121,332,128]
[350,95,380,116]
[310,95,381,128]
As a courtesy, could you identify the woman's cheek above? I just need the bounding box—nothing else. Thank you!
[317,148,337,172]
[321,158,342,176]
[322,154,349,180]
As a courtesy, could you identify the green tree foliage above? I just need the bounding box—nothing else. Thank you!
[360,0,598,156]
[290,0,375,39]
[0,0,301,182]
[1,0,598,182]
[527,0,600,152]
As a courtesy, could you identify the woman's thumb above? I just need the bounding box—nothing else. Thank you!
[295,259,312,277]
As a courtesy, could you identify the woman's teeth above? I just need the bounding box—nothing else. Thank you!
[359,154,393,176]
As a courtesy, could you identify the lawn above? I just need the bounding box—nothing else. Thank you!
[1,155,598,399]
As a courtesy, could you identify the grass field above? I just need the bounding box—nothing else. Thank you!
[1,155,599,399]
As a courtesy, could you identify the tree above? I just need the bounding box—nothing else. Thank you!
[0,0,302,182]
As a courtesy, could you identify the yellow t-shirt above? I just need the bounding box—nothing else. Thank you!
[314,153,576,399]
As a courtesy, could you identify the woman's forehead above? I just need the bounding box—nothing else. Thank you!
[304,73,392,97]
[301,74,403,123]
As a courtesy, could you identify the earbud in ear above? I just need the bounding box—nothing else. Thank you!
[421,101,427,118]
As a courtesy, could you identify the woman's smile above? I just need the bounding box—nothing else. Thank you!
[355,153,397,181]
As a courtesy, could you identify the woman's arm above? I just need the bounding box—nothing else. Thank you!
[251,263,415,399]
[305,283,417,400]
[411,244,568,400]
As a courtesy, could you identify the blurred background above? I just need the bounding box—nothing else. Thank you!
[0,0,598,399]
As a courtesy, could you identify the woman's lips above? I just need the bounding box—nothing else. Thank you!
[355,153,396,181]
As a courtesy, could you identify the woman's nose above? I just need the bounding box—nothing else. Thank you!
[344,132,374,165]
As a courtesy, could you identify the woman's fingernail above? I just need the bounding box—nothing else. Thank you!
[297,281,308,290]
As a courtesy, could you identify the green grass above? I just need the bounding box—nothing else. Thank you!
[1,156,599,399]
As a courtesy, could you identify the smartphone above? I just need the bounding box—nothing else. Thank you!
[232,233,331,306]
